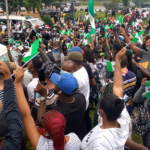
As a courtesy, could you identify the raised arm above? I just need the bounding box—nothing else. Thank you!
[14,67,40,150]
[120,27,141,56]
[7,45,14,62]
[0,62,22,150]
[113,47,127,97]
[113,26,121,45]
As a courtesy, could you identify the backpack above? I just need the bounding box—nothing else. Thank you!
[131,100,150,135]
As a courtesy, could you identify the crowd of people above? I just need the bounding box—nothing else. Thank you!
[1,5,150,150]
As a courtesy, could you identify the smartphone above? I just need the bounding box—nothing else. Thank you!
[124,94,130,103]
[52,66,60,74]
[38,68,46,86]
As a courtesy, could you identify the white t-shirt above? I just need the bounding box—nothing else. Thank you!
[64,7,70,11]
[73,67,90,109]
[37,133,81,150]
[23,69,33,87]
[143,12,147,18]
[27,78,39,102]
[81,106,130,150]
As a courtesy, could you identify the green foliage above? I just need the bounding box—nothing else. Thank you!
[25,0,42,13]
[122,0,129,7]
[41,15,51,25]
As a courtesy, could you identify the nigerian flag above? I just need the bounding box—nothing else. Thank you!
[118,15,123,24]
[22,38,40,63]
[131,33,139,43]
[88,0,95,43]
[13,40,20,48]
[8,38,14,44]
[138,30,145,36]
[84,33,90,39]
[104,25,110,32]
[146,81,150,98]
[67,30,71,36]
[66,43,72,50]
[107,61,115,72]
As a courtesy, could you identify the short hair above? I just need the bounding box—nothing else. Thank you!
[32,59,43,71]
[113,44,123,52]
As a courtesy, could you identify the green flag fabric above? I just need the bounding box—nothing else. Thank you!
[88,0,95,43]
[131,33,139,43]
[107,61,115,72]
[22,38,40,63]
[138,30,145,36]
[149,30,150,36]
[118,16,123,24]
[8,38,14,44]
[146,81,150,98]
[13,40,20,48]
[84,33,90,39]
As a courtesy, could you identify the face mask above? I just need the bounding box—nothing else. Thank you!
[48,43,50,46]
[53,47,58,49]
[45,132,50,137]
[146,46,149,50]
[25,46,28,49]
[60,69,71,75]
[94,58,97,62]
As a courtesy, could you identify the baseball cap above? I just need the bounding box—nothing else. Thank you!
[51,73,78,95]
[93,46,104,56]
[69,46,82,53]
[0,115,8,138]
[65,51,83,61]
[35,24,39,27]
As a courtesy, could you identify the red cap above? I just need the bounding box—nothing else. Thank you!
[35,24,39,27]
[145,39,150,46]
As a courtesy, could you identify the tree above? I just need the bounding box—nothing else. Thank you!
[122,0,129,7]
[25,0,42,13]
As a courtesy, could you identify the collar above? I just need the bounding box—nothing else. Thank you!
[121,67,128,76]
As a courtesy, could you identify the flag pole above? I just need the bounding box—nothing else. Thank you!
[11,52,39,77]
[125,41,131,48]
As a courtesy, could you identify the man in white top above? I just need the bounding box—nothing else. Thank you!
[64,5,70,13]
[27,59,43,102]
[65,48,90,110]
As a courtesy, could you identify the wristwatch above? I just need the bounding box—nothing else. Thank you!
[138,65,142,70]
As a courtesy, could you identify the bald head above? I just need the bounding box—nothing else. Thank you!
[62,60,75,73]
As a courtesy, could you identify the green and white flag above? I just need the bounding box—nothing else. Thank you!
[66,43,72,50]
[104,25,110,32]
[131,22,136,26]
[13,40,20,48]
[107,61,115,72]
[138,30,145,36]
[23,25,26,29]
[131,33,139,43]
[8,38,14,44]
[88,0,95,43]
[22,38,40,63]
[67,30,71,36]
[84,33,90,39]
[118,15,123,24]
[146,81,150,98]
[59,30,67,36]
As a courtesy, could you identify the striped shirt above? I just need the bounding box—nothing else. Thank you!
[109,70,136,97]
[81,105,130,150]
[36,133,81,150]
[0,85,24,129]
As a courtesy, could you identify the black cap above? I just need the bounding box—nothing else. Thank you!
[0,115,8,138]
[93,46,104,56]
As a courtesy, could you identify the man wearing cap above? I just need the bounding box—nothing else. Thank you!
[36,73,86,140]
[0,62,22,150]
[35,25,41,34]
[65,51,90,110]
[92,46,110,83]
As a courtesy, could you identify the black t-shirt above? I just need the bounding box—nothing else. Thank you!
[51,93,86,140]
[81,62,94,80]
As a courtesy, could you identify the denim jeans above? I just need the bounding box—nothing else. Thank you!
[71,11,74,20]
[142,130,150,150]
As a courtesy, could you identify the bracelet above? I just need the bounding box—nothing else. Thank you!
[39,97,46,101]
